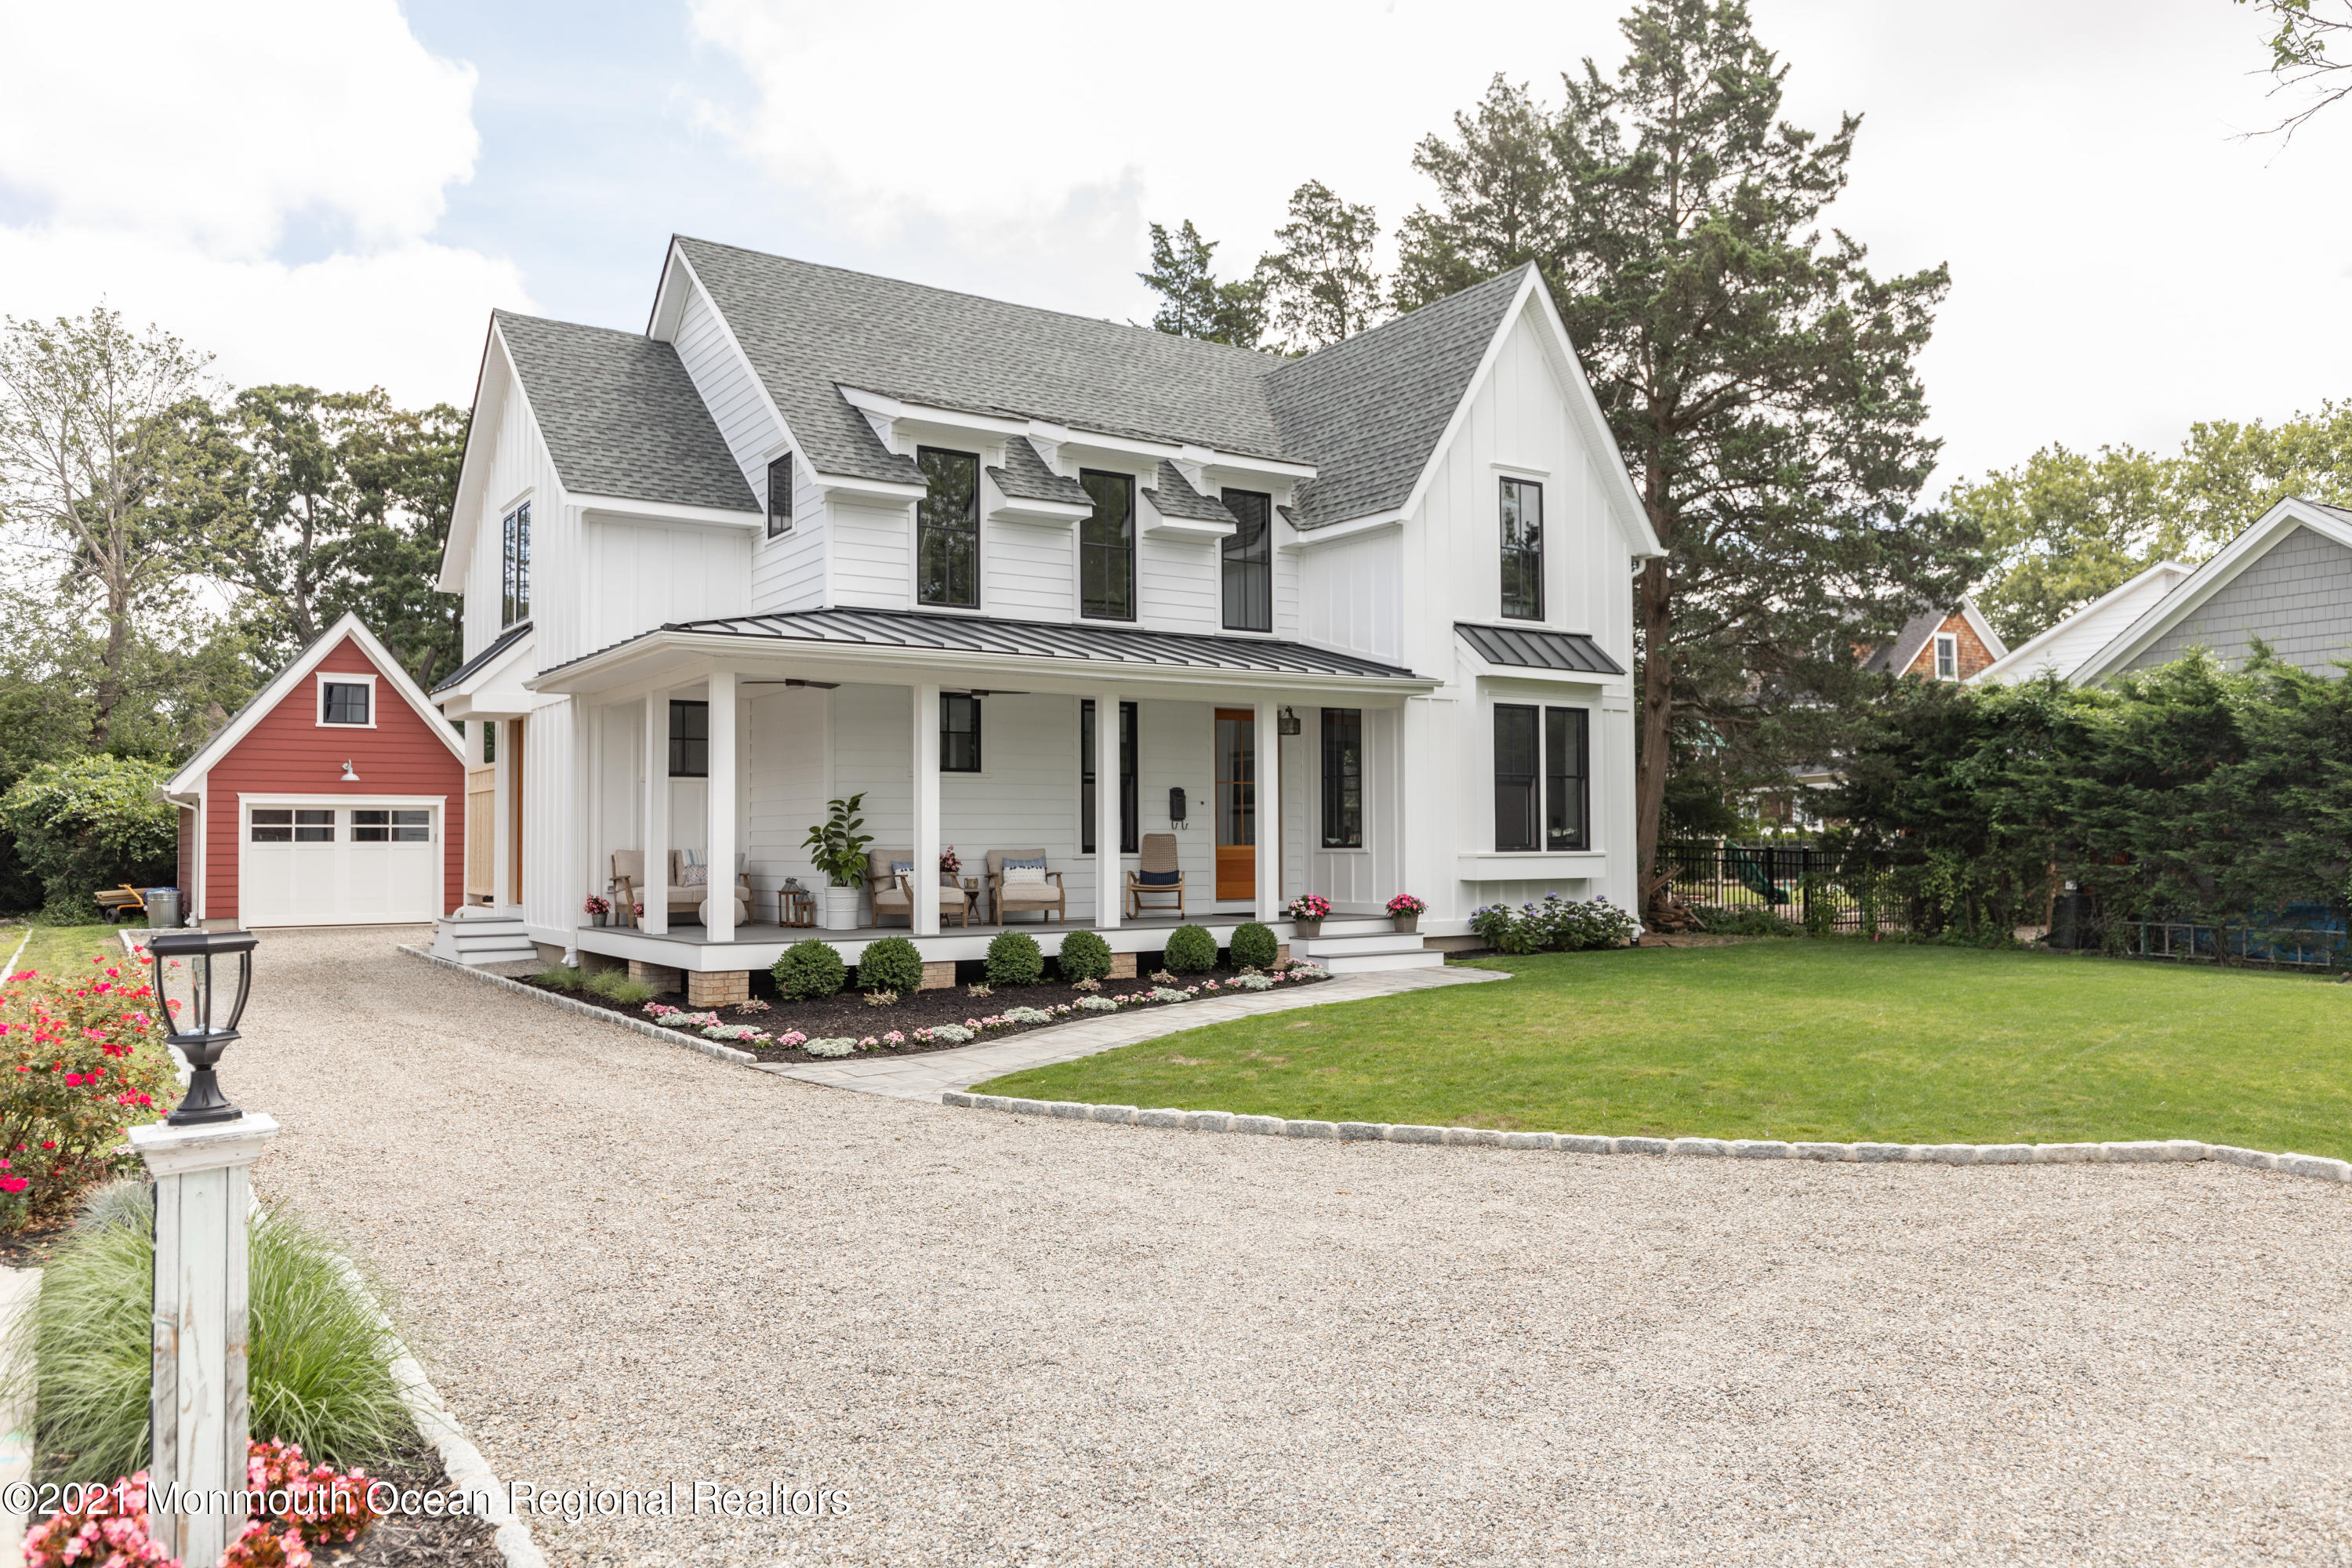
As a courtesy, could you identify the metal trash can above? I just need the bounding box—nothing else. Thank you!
[147,887,183,929]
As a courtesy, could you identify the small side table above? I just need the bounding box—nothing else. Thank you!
[962,877,984,926]
[779,887,815,927]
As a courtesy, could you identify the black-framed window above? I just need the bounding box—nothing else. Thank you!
[1544,706,1589,851]
[354,809,431,844]
[669,699,709,778]
[321,681,370,725]
[249,808,292,844]
[1499,477,1542,621]
[1494,705,1541,851]
[1080,699,1138,855]
[767,452,795,539]
[942,692,982,772]
[1080,470,1135,621]
[1320,708,1363,848]
[293,808,334,844]
[501,501,531,626]
[1221,488,1272,632]
[916,446,979,608]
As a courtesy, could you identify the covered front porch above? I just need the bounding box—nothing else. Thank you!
[525,608,1439,990]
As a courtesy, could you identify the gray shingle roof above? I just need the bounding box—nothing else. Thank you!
[1457,622,1624,676]
[1142,460,1237,525]
[1267,267,1531,528]
[986,434,1091,506]
[430,619,532,695]
[1862,608,1953,675]
[495,312,757,513]
[545,607,1420,681]
[669,237,1530,529]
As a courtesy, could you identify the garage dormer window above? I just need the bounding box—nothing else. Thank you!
[501,500,531,626]
[318,674,375,727]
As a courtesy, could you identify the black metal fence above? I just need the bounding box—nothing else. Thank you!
[1657,841,1892,935]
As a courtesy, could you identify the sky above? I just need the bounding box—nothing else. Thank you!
[2,0,2347,497]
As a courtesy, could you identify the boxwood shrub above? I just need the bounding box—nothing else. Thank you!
[1228,921,1277,971]
[774,938,848,1000]
[857,935,924,995]
[1163,924,1217,974]
[1056,929,1113,982]
[985,931,1044,986]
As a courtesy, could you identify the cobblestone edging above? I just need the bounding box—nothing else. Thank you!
[939,1094,2352,1184]
[396,946,757,1068]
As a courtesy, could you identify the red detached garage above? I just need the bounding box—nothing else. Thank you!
[162,615,466,927]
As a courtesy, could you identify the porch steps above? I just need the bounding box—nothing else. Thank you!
[430,911,539,967]
[1294,928,1445,975]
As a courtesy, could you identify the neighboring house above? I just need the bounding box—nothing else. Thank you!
[1970,560,2196,686]
[2066,498,2352,684]
[161,615,466,927]
[1861,599,2009,683]
[433,236,1661,998]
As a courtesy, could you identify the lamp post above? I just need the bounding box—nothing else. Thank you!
[132,931,278,1568]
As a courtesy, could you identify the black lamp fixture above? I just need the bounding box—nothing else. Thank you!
[1277,706,1302,736]
[147,930,259,1126]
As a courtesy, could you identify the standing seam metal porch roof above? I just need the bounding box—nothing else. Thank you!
[544,607,1421,681]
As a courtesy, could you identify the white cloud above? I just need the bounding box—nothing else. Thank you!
[0,0,521,405]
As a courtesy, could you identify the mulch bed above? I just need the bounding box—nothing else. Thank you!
[325,1445,502,1567]
[0,1213,76,1269]
[523,963,1331,1064]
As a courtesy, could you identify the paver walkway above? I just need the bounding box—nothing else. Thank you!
[760,964,1504,1099]
[230,927,2352,1567]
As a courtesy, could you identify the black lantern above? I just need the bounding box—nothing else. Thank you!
[1276,706,1302,736]
[147,930,259,1126]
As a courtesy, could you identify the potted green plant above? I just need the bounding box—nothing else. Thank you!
[801,793,873,930]
[1386,893,1425,934]
[1287,893,1331,938]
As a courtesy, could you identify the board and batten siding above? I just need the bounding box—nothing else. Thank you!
[2125,525,2352,678]
[200,635,466,922]
[581,518,752,652]
[459,350,565,667]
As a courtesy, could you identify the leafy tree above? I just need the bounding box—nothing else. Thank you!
[2238,0,2352,136]
[1395,2,1970,913]
[321,398,466,687]
[1252,180,1385,352]
[0,308,225,747]
[0,754,178,920]
[1137,221,1268,350]
[1953,401,2352,644]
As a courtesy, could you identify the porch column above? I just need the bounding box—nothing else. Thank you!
[706,670,738,943]
[642,691,670,936]
[912,681,942,937]
[1255,702,1282,922]
[564,699,590,966]
[1094,688,1120,929]
[490,720,513,910]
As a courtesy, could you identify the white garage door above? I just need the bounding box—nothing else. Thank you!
[241,803,442,926]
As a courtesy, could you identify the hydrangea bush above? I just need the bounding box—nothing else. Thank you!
[1467,895,1639,955]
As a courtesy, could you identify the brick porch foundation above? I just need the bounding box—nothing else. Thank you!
[628,960,683,992]
[686,969,751,1007]
[919,960,956,991]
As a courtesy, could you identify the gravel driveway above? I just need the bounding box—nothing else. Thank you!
[233,927,2352,1566]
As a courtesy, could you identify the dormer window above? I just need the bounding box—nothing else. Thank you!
[767,452,794,538]
[916,447,979,608]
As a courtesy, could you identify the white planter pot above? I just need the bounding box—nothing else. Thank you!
[821,885,862,931]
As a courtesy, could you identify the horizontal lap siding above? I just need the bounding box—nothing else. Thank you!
[832,500,912,608]
[985,521,1075,622]
[201,637,465,921]
[2128,525,2352,677]
[1138,534,1219,634]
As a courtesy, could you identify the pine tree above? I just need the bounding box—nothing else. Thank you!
[1396,2,1973,913]
[1252,180,1385,353]
[1138,221,1267,350]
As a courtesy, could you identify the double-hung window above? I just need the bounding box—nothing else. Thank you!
[1080,470,1135,621]
[668,700,709,778]
[1221,489,1272,632]
[767,452,795,538]
[1499,477,1543,621]
[1933,632,1958,681]
[1320,708,1363,848]
[916,447,979,608]
[1080,699,1138,854]
[942,693,982,772]
[501,501,531,626]
[1494,703,1590,851]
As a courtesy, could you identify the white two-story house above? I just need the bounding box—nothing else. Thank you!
[431,236,1659,1000]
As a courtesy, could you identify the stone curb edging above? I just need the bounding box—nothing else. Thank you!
[939,1094,2352,1184]
[396,946,758,1068]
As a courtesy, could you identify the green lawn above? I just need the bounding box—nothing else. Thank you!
[975,942,2352,1159]
[5,923,138,982]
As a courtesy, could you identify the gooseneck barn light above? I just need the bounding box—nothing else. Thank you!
[147,930,260,1126]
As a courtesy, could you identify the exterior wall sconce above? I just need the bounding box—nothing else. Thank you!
[1277,707,1302,736]
[340,760,360,781]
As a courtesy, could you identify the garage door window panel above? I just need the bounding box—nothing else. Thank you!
[295,810,335,843]
[250,809,292,843]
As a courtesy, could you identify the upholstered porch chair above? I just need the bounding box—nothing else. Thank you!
[985,848,1065,924]
[866,848,969,928]
[1124,833,1186,919]
[611,849,750,926]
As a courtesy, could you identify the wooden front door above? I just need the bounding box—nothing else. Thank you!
[1214,709,1254,901]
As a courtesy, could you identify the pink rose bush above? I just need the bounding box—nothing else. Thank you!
[0,956,180,1228]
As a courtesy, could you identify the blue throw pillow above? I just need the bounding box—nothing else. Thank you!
[1004,855,1047,870]
[1138,869,1181,886]
[889,860,914,876]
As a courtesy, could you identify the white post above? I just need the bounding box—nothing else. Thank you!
[490,720,512,910]
[642,693,670,936]
[131,1114,281,1568]
[912,682,942,938]
[1256,702,1282,922]
[564,699,589,965]
[1094,691,1121,929]
[706,670,738,943]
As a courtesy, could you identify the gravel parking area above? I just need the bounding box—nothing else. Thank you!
[236,928,2352,1566]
